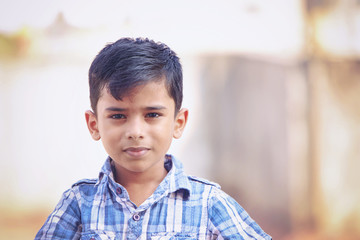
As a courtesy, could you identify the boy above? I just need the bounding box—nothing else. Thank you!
[35,37,272,239]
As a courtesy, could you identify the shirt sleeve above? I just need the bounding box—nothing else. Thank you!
[35,188,82,240]
[207,188,272,240]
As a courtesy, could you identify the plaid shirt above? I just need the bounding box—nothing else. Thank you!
[35,155,271,240]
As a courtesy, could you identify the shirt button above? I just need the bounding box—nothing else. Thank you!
[116,187,122,194]
[133,213,141,221]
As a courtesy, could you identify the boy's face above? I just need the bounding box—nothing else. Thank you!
[85,79,188,177]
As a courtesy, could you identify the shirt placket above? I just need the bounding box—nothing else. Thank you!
[126,211,144,240]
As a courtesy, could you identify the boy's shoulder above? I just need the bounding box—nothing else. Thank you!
[187,175,221,189]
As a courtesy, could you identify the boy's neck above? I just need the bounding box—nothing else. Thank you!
[113,160,168,206]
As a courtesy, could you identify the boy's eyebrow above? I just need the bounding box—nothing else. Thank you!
[105,107,126,112]
[105,106,167,112]
[145,105,167,110]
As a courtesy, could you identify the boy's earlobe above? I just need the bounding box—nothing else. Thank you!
[173,108,189,139]
[85,110,101,141]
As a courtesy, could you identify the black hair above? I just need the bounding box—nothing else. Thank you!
[88,37,183,114]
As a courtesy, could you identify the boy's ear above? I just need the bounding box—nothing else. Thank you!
[173,108,189,139]
[85,110,101,141]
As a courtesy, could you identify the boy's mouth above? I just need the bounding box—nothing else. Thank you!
[123,147,150,158]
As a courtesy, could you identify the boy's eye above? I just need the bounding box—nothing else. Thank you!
[146,112,160,118]
[110,114,126,119]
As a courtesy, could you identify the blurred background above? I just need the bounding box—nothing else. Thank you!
[1,0,360,239]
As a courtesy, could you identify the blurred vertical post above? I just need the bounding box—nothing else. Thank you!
[302,0,360,238]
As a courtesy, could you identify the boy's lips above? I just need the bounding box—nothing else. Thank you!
[123,147,150,158]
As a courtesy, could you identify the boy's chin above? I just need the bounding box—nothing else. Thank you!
[112,158,164,174]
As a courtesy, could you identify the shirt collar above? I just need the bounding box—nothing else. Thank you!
[97,155,191,196]
[163,154,192,196]
[96,156,113,185]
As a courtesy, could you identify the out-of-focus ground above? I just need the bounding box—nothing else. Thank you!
[0,208,48,239]
[1,1,360,239]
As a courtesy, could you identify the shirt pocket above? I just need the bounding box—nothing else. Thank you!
[80,230,118,240]
[150,232,197,240]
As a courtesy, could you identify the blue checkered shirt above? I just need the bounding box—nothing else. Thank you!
[35,155,271,239]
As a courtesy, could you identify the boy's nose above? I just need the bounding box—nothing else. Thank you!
[125,118,144,140]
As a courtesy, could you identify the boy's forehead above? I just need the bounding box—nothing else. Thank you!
[103,78,170,100]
